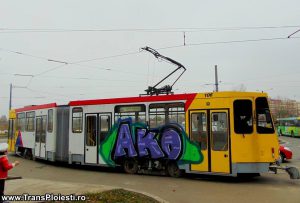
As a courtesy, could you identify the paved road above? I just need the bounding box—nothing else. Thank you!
[3,136,300,203]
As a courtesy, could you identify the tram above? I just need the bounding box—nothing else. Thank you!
[6,47,299,179]
[8,91,295,178]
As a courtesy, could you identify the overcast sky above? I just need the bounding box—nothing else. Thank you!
[0,0,300,116]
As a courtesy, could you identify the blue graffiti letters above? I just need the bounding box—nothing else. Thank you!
[100,119,203,166]
[161,129,181,160]
[137,129,164,158]
[114,121,183,160]
[114,124,137,157]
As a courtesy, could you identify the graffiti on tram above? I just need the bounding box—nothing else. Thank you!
[100,118,203,166]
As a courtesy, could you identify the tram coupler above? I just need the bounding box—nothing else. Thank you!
[269,165,300,179]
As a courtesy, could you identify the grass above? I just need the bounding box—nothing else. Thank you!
[57,189,160,203]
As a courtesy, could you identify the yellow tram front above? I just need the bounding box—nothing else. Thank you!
[187,91,279,176]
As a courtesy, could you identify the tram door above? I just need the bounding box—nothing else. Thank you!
[190,110,230,173]
[98,114,111,164]
[85,114,111,164]
[85,114,97,164]
[190,110,209,172]
[210,110,230,173]
[35,116,47,158]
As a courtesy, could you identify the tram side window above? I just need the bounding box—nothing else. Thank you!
[149,105,165,128]
[149,103,185,129]
[41,116,47,143]
[86,116,96,146]
[35,117,42,142]
[25,111,35,132]
[100,115,110,142]
[191,113,207,150]
[169,104,185,127]
[233,100,253,134]
[114,105,146,123]
[48,109,53,133]
[256,97,275,134]
[17,113,25,131]
[211,112,228,151]
[72,107,83,133]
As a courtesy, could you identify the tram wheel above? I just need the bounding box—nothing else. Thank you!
[123,159,138,174]
[166,162,182,178]
[24,148,33,160]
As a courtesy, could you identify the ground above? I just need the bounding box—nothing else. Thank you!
[3,136,300,203]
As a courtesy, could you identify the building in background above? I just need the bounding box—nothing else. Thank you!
[269,98,299,120]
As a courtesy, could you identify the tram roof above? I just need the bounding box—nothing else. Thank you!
[15,103,57,112]
[68,93,197,106]
[68,91,268,106]
[13,91,268,112]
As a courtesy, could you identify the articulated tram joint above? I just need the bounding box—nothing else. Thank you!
[269,164,300,179]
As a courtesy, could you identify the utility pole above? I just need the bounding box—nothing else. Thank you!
[214,65,219,92]
[9,84,27,111]
[9,83,12,110]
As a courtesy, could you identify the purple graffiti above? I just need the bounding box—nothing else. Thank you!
[137,129,164,159]
[114,122,183,160]
[161,129,181,160]
[114,124,137,158]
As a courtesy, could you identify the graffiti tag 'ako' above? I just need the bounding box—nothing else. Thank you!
[114,123,181,159]
[100,118,203,167]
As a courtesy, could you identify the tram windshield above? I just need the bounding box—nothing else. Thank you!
[256,97,274,134]
[233,100,253,134]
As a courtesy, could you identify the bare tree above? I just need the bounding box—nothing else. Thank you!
[0,115,8,131]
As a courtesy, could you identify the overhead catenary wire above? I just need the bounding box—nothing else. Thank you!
[0,49,174,80]
[71,51,141,64]
[2,69,149,85]
[0,47,69,65]
[1,36,299,67]
[1,25,300,33]
[1,32,299,112]
[34,64,68,77]
[1,35,300,94]
[157,36,300,50]
[8,83,143,103]
[288,29,300,38]
[0,47,145,77]
[70,36,300,63]
[12,85,143,106]
[1,25,300,83]
[23,73,145,83]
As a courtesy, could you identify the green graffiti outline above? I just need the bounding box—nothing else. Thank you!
[99,119,203,167]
